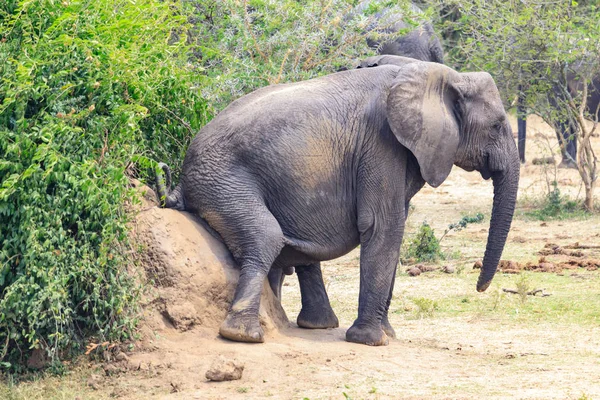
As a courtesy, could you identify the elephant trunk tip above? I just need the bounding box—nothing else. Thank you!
[476,278,492,293]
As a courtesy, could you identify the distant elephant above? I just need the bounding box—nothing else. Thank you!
[348,1,444,65]
[517,71,600,166]
[361,2,444,63]
[158,59,519,346]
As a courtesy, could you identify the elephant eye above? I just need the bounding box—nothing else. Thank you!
[491,121,504,137]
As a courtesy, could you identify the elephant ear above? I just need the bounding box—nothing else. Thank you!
[357,56,381,69]
[387,62,462,187]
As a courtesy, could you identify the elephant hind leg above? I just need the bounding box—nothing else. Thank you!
[296,263,339,329]
[268,268,285,300]
[205,200,285,344]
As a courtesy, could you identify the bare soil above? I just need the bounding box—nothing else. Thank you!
[97,115,600,399]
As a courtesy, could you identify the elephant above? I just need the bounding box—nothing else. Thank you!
[157,59,520,346]
[517,71,600,166]
[345,1,444,65]
[359,1,444,64]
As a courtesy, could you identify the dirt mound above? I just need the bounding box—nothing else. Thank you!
[131,183,288,340]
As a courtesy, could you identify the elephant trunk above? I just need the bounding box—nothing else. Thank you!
[477,144,520,292]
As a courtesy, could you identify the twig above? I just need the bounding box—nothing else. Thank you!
[271,49,291,85]
[98,128,109,165]
[502,288,552,297]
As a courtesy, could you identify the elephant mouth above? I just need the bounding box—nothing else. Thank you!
[479,153,493,180]
[480,166,492,180]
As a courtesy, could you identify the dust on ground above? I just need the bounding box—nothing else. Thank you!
[94,115,600,399]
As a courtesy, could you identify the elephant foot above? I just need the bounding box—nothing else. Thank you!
[219,313,264,343]
[297,306,339,329]
[346,322,389,346]
[381,317,396,339]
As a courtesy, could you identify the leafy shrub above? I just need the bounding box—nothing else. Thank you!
[410,297,438,318]
[515,274,531,304]
[0,0,430,370]
[0,0,207,370]
[187,0,423,112]
[403,213,485,263]
[438,212,485,242]
[402,222,443,263]
[526,181,580,220]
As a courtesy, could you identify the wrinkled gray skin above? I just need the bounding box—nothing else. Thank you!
[266,2,445,310]
[160,59,520,345]
[517,72,600,166]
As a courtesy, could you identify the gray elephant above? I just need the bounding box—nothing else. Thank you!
[517,70,600,166]
[337,1,444,67]
[359,1,444,64]
[158,60,520,346]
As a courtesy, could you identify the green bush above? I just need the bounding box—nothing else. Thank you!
[0,0,426,370]
[526,181,581,220]
[0,0,206,370]
[187,0,420,112]
[410,296,438,318]
[402,214,485,263]
[402,222,443,263]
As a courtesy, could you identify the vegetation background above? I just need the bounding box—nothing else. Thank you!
[0,0,598,372]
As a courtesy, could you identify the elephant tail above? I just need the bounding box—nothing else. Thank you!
[155,162,185,210]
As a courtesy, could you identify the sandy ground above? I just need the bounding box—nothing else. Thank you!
[98,115,600,400]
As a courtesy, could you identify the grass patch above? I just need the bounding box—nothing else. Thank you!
[523,181,589,221]
[392,270,600,326]
[0,368,104,400]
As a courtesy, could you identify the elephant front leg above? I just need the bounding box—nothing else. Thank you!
[346,216,404,346]
[296,263,339,329]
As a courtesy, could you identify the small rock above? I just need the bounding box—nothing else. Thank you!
[407,267,421,277]
[164,301,198,331]
[442,265,455,274]
[87,374,101,390]
[532,156,555,165]
[103,363,121,376]
[417,264,438,273]
[205,355,244,381]
[114,352,130,362]
[473,260,483,269]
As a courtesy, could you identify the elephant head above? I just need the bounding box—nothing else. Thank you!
[387,61,520,292]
